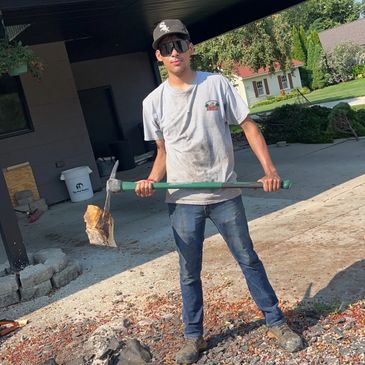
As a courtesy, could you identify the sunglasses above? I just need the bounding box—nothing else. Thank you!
[158,39,190,57]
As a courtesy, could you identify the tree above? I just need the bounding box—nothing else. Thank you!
[192,15,293,77]
[291,26,306,62]
[280,0,361,31]
[311,45,327,89]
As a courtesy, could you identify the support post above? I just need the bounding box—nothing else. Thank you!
[0,10,8,42]
[0,170,29,271]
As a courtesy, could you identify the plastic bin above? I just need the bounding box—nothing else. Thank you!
[109,140,136,171]
[96,157,115,177]
[60,166,93,202]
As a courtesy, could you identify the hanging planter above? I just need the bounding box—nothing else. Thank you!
[0,41,44,79]
[8,63,28,76]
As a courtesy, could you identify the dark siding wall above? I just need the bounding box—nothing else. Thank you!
[0,42,101,204]
[71,52,156,156]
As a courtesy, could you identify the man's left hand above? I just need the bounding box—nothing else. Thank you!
[258,172,281,192]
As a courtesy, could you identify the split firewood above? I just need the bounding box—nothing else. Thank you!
[84,205,117,247]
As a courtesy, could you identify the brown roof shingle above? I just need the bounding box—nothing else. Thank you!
[319,18,365,53]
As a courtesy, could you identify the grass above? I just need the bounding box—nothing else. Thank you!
[250,78,365,114]
[352,104,365,111]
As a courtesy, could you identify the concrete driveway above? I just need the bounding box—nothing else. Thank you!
[1,137,364,322]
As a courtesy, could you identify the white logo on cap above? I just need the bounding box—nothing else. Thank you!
[159,22,170,33]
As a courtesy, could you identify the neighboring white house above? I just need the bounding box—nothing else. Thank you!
[234,60,304,106]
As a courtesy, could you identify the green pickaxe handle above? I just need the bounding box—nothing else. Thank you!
[120,180,292,191]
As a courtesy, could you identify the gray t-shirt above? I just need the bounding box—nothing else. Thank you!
[142,71,249,204]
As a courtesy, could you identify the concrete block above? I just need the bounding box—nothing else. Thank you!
[15,189,33,200]
[14,204,30,213]
[33,247,68,272]
[17,196,34,206]
[0,291,20,307]
[30,198,48,212]
[20,279,52,301]
[44,254,69,273]
[0,275,20,307]
[19,263,54,288]
[33,248,64,263]
[51,260,82,289]
[0,274,18,295]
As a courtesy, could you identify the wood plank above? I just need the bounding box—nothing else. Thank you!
[3,162,40,207]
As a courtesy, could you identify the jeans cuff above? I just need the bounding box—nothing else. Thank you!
[266,318,286,328]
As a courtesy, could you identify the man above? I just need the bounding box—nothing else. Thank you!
[136,19,303,364]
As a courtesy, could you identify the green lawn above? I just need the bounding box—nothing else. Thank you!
[250,78,365,114]
[352,104,365,111]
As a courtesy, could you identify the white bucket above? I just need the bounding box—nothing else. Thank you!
[60,166,93,202]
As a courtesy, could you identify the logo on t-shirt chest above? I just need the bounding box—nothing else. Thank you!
[205,100,220,111]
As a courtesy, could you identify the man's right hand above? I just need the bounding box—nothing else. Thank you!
[135,179,156,197]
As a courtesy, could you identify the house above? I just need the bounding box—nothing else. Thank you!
[319,18,365,53]
[0,0,306,270]
[234,60,304,106]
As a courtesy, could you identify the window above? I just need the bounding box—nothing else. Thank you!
[0,76,33,139]
[256,80,265,96]
[280,75,289,89]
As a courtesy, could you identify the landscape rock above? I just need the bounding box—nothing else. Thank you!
[116,339,152,365]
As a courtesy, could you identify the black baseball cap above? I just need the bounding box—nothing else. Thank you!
[152,19,190,49]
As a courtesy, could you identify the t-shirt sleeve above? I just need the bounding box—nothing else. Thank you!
[223,77,250,125]
[142,98,164,141]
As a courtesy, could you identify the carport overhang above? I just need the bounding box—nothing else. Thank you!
[0,0,305,272]
[2,0,305,61]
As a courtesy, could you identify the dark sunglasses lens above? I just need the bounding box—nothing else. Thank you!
[174,40,189,53]
[159,40,188,56]
[159,43,174,56]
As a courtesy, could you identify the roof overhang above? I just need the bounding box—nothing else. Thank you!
[1,1,305,61]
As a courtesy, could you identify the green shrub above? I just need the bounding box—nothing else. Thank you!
[251,88,311,108]
[229,125,242,135]
[352,64,365,78]
[260,104,333,144]
[327,103,365,138]
[356,109,365,127]
[298,87,311,94]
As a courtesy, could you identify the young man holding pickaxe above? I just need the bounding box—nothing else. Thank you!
[136,19,303,364]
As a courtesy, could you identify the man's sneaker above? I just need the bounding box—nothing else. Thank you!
[176,336,208,364]
[267,322,304,352]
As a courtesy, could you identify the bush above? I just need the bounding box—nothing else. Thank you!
[352,64,365,79]
[325,42,365,84]
[260,104,333,144]
[356,109,365,128]
[327,103,365,138]
[229,124,242,135]
[251,88,311,108]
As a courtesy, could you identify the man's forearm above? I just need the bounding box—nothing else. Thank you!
[148,144,166,182]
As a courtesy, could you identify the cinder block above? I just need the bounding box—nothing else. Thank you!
[0,291,20,307]
[30,198,48,212]
[16,196,34,206]
[33,248,64,263]
[0,275,19,307]
[51,260,82,289]
[19,263,54,288]
[0,274,18,295]
[15,189,33,200]
[44,254,69,274]
[33,248,68,273]
[20,280,52,301]
[14,204,30,213]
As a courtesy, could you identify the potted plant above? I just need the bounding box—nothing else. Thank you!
[0,40,44,78]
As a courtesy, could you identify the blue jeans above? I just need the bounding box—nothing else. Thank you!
[168,195,284,338]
